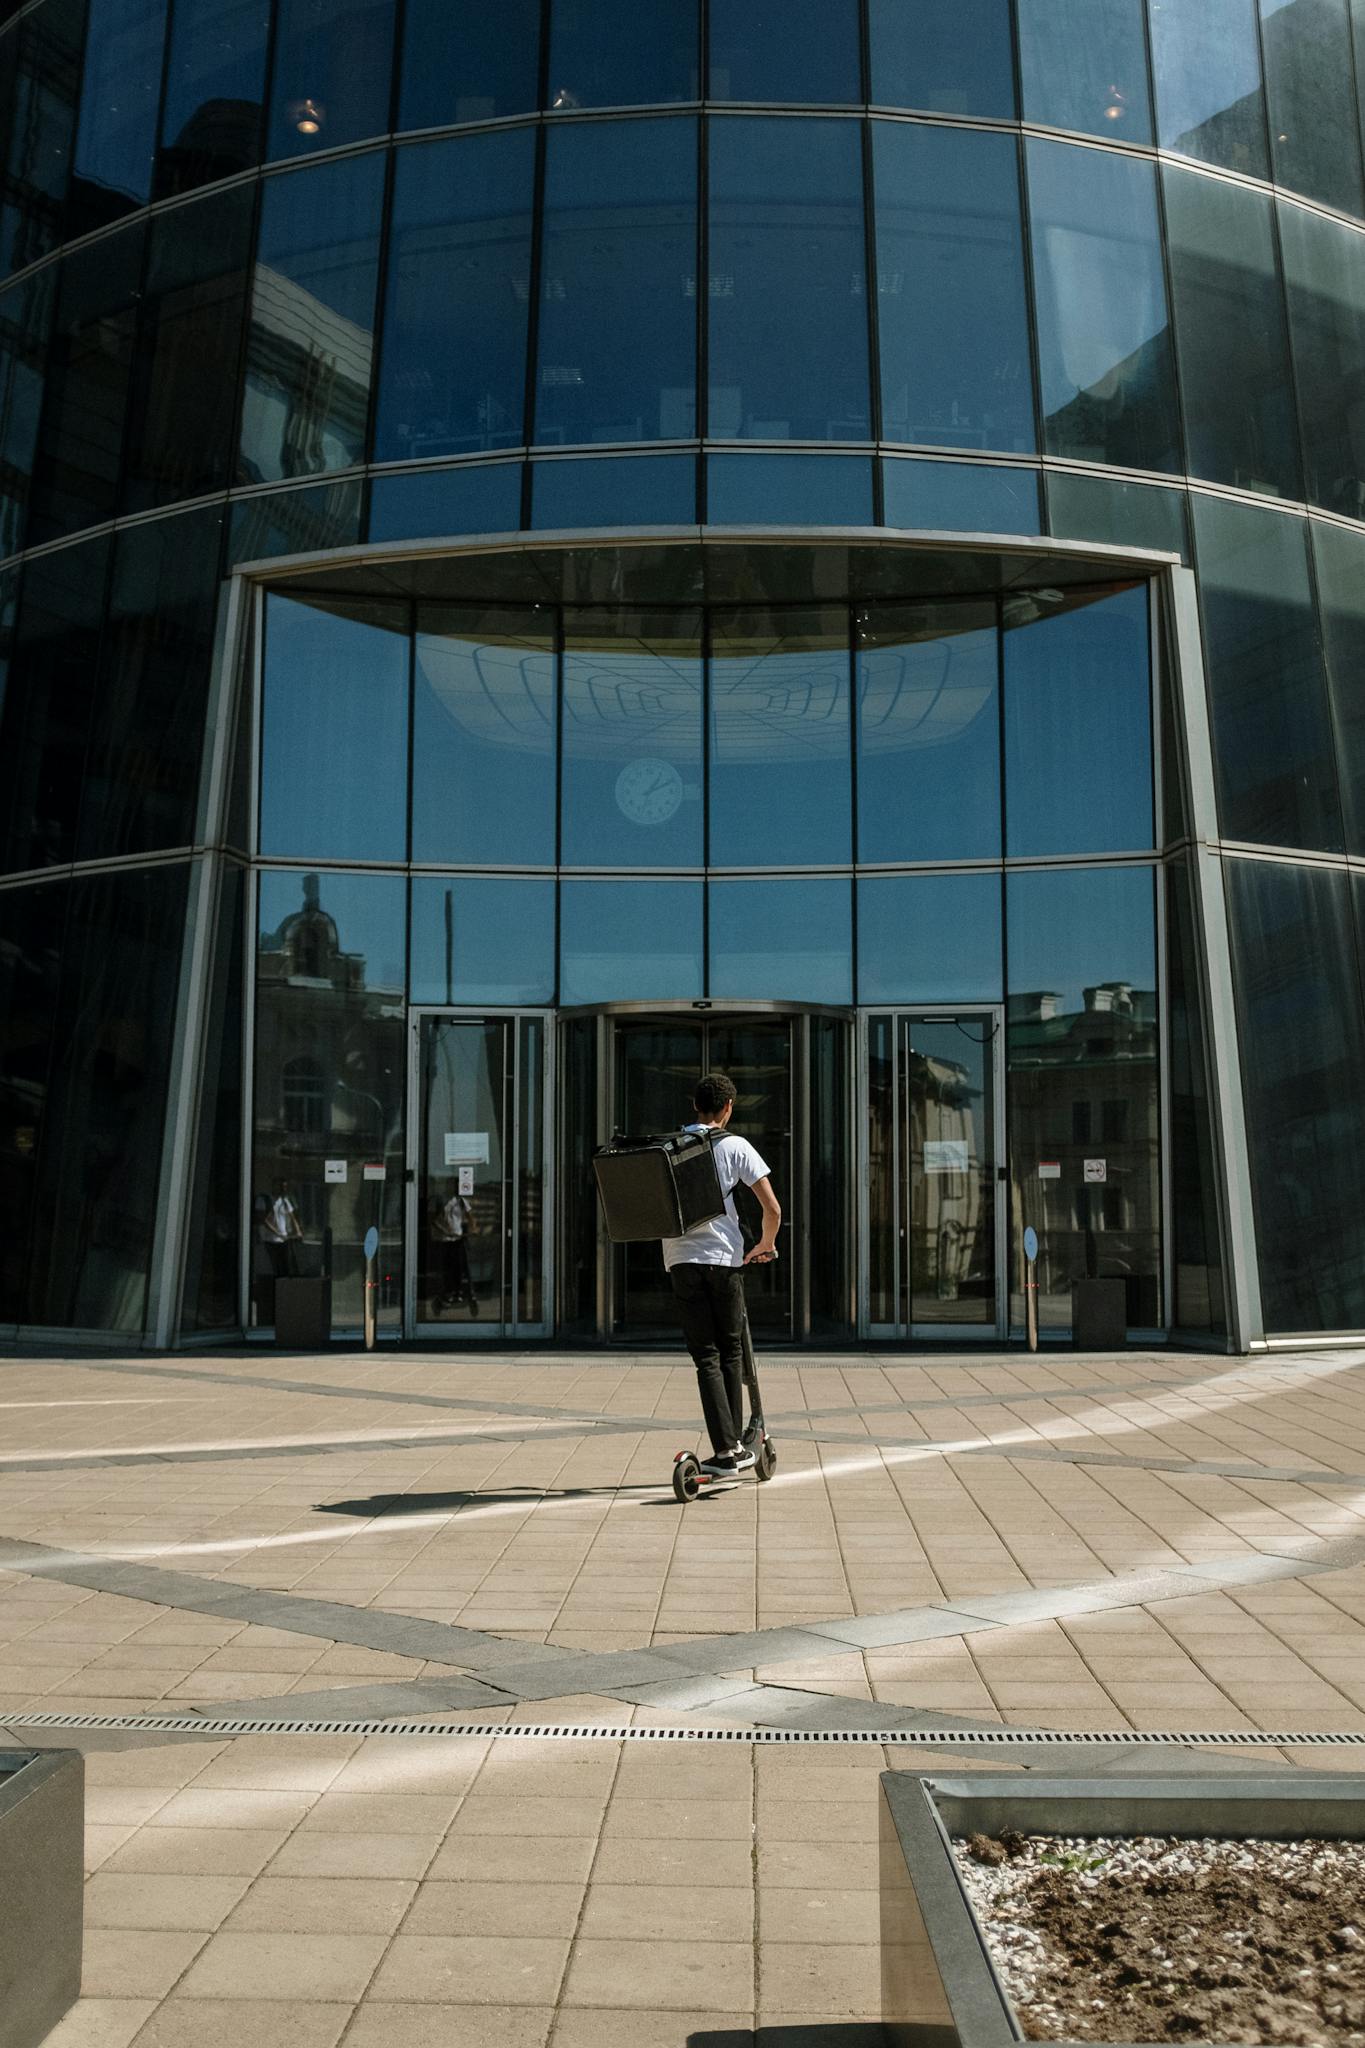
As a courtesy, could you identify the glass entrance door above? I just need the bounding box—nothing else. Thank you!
[408,1013,549,1338]
[864,1009,1006,1339]
[610,1017,795,1341]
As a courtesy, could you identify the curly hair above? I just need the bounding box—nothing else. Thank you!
[693,1072,737,1114]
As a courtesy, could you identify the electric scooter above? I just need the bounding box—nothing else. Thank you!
[672,1268,778,1502]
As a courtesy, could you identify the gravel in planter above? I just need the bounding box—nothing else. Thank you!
[957,1831,1365,2046]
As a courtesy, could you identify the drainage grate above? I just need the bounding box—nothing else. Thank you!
[7,1710,1365,1746]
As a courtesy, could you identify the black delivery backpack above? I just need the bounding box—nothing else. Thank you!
[592,1130,726,1243]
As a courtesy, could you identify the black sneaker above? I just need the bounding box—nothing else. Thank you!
[699,1452,739,1478]
[733,1444,757,1471]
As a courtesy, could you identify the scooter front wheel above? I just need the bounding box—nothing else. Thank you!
[756,1438,777,1481]
[672,1452,701,1503]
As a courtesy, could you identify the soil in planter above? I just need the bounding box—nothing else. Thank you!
[958,1832,1365,2045]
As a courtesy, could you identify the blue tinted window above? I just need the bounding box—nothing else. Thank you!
[1008,865,1156,1005]
[710,607,851,866]
[1004,584,1152,856]
[1313,518,1365,856]
[1280,200,1365,521]
[0,534,109,873]
[1045,471,1189,561]
[369,464,523,542]
[708,117,870,442]
[124,182,254,512]
[549,0,698,107]
[561,610,703,867]
[874,123,1034,457]
[707,453,873,524]
[260,596,409,861]
[883,459,1039,536]
[229,478,363,562]
[412,605,555,865]
[241,155,383,485]
[709,878,852,1003]
[267,0,395,161]
[400,0,540,130]
[560,879,703,1002]
[376,131,534,465]
[857,600,1000,861]
[1193,494,1343,851]
[70,0,169,232]
[1261,0,1364,216]
[868,0,1014,118]
[536,118,697,447]
[1164,167,1299,500]
[1149,0,1268,179]
[411,877,555,1005]
[858,874,1002,1003]
[532,455,696,529]
[1229,858,1365,1331]
[1018,0,1151,141]
[1,0,84,281]
[0,267,53,556]
[28,225,142,545]
[1027,139,1180,473]
[708,0,861,102]
[156,0,270,197]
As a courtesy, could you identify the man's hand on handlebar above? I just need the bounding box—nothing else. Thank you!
[744,1246,778,1265]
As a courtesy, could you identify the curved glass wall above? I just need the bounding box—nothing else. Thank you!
[5,2,1365,582]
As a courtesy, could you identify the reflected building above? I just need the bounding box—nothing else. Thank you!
[2,0,1365,1350]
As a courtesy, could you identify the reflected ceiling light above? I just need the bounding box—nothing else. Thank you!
[292,97,324,134]
[1103,85,1126,121]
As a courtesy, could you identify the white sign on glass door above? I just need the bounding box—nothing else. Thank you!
[444,1132,490,1166]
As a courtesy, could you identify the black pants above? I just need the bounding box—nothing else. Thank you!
[670,1262,746,1457]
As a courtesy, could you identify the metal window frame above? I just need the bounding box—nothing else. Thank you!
[405,1005,554,1342]
[165,534,1254,1354]
[856,1003,1008,1344]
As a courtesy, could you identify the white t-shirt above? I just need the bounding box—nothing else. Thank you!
[661,1124,771,1270]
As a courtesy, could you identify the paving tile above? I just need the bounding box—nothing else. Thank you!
[403,1879,584,1938]
[341,2010,553,2048]
[268,1831,439,1880]
[447,1795,607,1837]
[578,1883,753,1943]
[38,2000,156,2048]
[758,1887,880,1944]
[102,1828,290,1878]
[560,1938,753,2011]
[83,1873,251,1931]
[80,1929,209,2000]
[224,1877,416,1933]
[172,1930,388,2002]
[590,1836,753,1888]
[756,1941,881,2016]
[127,1999,351,2047]
[366,1934,570,2005]
[550,2014,752,2048]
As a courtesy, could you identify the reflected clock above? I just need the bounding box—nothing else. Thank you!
[615,757,684,824]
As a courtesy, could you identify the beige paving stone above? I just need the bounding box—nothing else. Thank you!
[366,1934,570,2005]
[80,1929,209,2000]
[578,1883,752,1943]
[590,1836,753,1888]
[83,1873,251,1931]
[173,1930,388,2003]
[341,2009,553,2048]
[268,1831,440,1880]
[560,1937,752,2011]
[35,2001,156,2048]
[756,1940,886,2015]
[758,1886,880,1944]
[549,2013,751,2048]
[127,1999,351,2047]
[756,1839,881,1890]
[403,1879,585,1938]
[102,1827,291,1877]
[294,1793,462,1836]
[145,1788,318,1832]
[224,1876,416,1933]
[447,1794,607,1837]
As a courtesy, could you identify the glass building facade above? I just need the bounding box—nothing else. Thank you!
[1,0,1363,1349]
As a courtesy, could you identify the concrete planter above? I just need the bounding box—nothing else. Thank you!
[880,1768,1365,2048]
[0,1749,84,2048]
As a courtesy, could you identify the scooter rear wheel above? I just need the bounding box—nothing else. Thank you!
[672,1453,701,1503]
